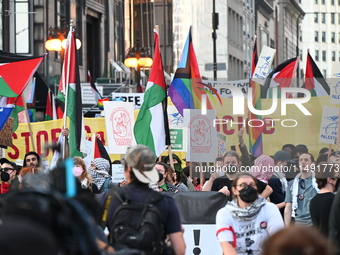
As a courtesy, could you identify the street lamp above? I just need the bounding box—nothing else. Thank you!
[124,38,153,92]
[45,26,82,52]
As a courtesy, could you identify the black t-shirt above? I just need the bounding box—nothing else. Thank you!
[211,175,267,193]
[310,192,335,237]
[105,184,182,235]
[268,177,286,216]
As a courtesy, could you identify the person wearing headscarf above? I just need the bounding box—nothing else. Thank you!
[88,158,112,193]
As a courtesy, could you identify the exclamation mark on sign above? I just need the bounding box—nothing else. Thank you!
[193,229,201,255]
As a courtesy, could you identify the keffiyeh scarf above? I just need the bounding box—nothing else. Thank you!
[291,172,319,218]
[225,197,267,221]
[89,158,111,190]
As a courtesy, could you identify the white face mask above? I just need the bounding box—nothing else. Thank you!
[73,166,83,177]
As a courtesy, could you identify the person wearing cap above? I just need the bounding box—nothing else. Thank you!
[0,158,18,194]
[106,145,186,254]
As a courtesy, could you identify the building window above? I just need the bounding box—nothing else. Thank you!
[323,70,327,78]
[322,0,325,4]
[322,32,326,42]
[322,51,326,61]
[314,13,318,23]
[322,13,326,23]
[331,13,335,24]
[332,32,336,43]
[332,51,336,61]
[331,0,335,4]
[315,50,319,61]
[314,0,318,3]
[315,31,319,42]
[14,0,32,53]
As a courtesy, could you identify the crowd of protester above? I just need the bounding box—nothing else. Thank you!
[0,129,339,254]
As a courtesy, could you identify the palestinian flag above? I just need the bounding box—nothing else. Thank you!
[93,136,112,175]
[304,51,330,96]
[264,57,299,98]
[134,30,170,157]
[45,90,55,121]
[58,29,87,157]
[0,57,44,97]
[88,70,103,101]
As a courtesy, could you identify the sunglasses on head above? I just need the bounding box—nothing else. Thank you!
[0,167,15,172]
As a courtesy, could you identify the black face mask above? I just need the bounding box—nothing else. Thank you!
[0,171,10,182]
[238,185,258,203]
[226,165,238,175]
[158,173,164,182]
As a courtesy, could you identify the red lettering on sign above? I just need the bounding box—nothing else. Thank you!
[8,133,19,159]
[21,132,31,153]
[36,131,49,156]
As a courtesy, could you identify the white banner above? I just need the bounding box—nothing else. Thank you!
[184,109,217,162]
[111,93,144,109]
[81,83,103,104]
[203,79,249,96]
[252,46,276,85]
[319,106,338,144]
[330,63,340,104]
[103,101,136,154]
[183,224,222,255]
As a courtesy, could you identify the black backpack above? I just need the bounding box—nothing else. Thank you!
[0,188,101,255]
[106,188,167,254]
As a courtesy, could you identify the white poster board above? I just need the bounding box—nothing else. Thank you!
[183,224,222,255]
[252,46,276,85]
[168,105,184,128]
[330,63,340,104]
[111,164,125,183]
[103,101,136,154]
[183,109,217,162]
[319,106,338,144]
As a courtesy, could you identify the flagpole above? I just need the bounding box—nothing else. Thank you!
[167,145,174,170]
[62,21,73,159]
[23,96,36,152]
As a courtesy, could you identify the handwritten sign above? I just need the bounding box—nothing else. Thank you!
[252,46,276,85]
[330,62,340,104]
[319,106,338,144]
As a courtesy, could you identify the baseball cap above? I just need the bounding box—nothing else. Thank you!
[0,158,19,171]
[273,151,295,163]
[125,145,158,184]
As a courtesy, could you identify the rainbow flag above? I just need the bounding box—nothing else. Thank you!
[168,27,213,116]
[248,38,263,157]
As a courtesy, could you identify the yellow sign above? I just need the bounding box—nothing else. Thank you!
[3,96,337,163]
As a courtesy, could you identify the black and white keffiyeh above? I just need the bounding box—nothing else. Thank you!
[225,196,267,221]
[88,158,111,190]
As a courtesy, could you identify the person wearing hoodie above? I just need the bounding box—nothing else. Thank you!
[216,173,284,255]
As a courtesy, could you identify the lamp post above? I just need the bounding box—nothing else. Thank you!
[124,38,153,92]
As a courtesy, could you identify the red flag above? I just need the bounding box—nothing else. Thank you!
[93,136,112,175]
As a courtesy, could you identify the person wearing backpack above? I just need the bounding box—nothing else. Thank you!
[102,145,186,255]
[88,158,114,193]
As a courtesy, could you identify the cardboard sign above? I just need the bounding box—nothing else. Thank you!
[252,46,276,85]
[217,132,227,157]
[0,117,14,147]
[319,106,338,144]
[184,109,217,162]
[103,101,136,154]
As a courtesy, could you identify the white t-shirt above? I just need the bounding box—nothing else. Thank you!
[216,201,284,255]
